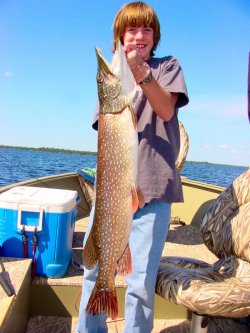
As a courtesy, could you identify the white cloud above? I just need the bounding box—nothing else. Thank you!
[219,144,229,149]
[4,71,15,78]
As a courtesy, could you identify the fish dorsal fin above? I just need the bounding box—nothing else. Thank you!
[82,230,98,269]
[116,244,132,276]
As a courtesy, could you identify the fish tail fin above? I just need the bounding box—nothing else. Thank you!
[116,244,132,276]
[86,285,118,320]
[82,230,98,269]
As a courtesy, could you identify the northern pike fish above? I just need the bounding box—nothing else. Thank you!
[82,42,144,320]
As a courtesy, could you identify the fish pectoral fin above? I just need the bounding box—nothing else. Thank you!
[129,106,137,128]
[116,244,132,276]
[131,185,145,212]
[136,186,145,209]
[131,185,139,213]
[82,231,98,269]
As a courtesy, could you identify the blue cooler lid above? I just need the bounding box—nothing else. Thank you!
[0,186,78,213]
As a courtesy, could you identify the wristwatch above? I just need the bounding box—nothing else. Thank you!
[139,70,153,85]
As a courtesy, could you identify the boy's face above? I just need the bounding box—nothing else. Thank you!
[123,26,154,61]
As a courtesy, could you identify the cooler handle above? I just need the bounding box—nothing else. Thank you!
[17,204,44,232]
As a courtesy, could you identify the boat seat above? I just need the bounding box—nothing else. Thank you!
[156,169,250,332]
[77,167,96,210]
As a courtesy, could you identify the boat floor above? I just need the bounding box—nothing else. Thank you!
[25,315,250,333]
[32,216,218,287]
[26,316,190,333]
[81,216,219,285]
[23,216,250,332]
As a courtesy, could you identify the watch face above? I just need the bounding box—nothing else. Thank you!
[141,71,152,84]
[145,74,152,82]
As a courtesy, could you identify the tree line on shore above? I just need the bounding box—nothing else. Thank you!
[0,145,97,155]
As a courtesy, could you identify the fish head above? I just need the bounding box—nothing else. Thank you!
[95,47,123,114]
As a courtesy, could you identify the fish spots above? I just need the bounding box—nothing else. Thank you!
[85,46,138,319]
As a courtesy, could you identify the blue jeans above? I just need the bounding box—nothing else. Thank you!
[76,201,171,333]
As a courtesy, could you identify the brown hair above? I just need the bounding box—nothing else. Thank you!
[113,2,161,56]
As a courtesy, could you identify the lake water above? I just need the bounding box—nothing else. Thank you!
[0,148,248,188]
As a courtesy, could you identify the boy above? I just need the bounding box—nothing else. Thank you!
[77,2,189,332]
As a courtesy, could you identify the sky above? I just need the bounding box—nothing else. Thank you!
[0,0,249,167]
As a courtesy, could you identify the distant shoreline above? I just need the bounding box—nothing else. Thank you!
[0,145,97,156]
[1,145,248,168]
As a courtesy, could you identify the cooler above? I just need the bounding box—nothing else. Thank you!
[0,186,79,278]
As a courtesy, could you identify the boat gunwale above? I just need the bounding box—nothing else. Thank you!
[0,172,224,193]
[0,172,78,193]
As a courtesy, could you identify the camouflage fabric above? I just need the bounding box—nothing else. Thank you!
[202,170,250,261]
[156,169,250,318]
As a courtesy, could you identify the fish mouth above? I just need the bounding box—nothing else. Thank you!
[95,47,113,77]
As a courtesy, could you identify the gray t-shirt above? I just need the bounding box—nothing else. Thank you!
[93,56,189,203]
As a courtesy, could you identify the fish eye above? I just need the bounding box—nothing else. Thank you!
[97,74,104,83]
